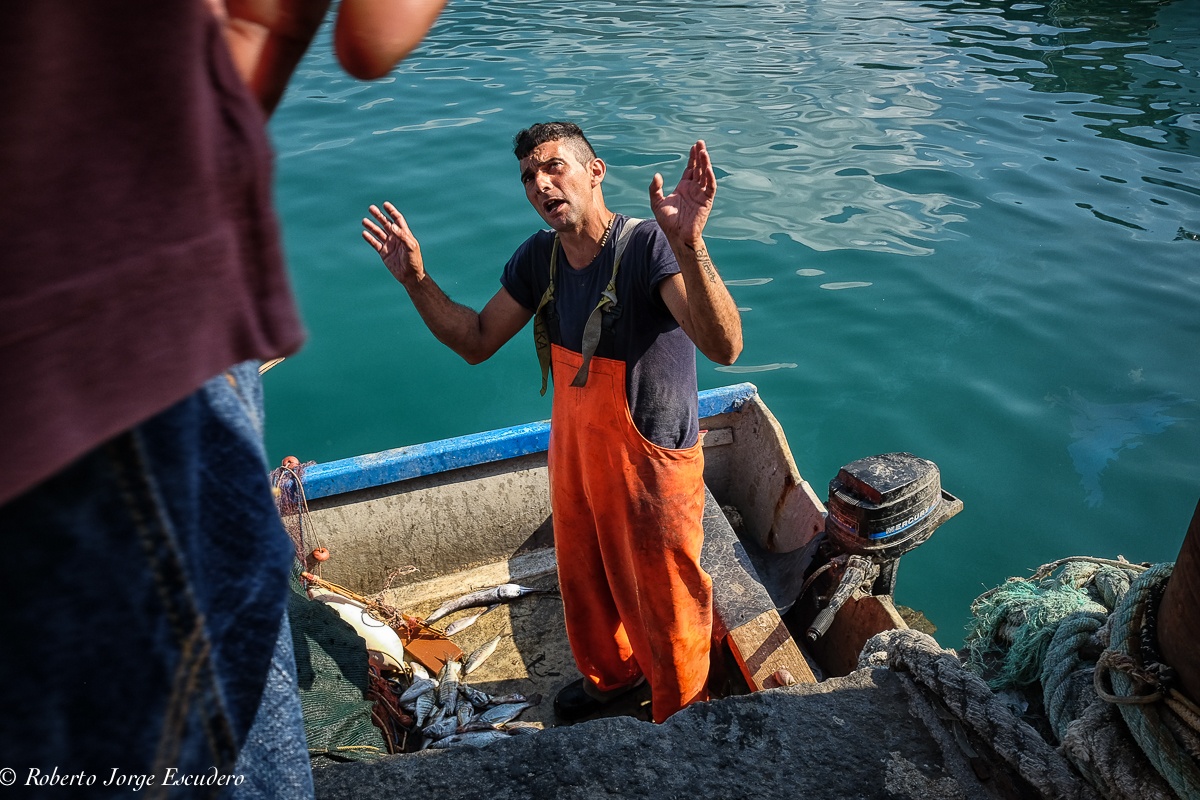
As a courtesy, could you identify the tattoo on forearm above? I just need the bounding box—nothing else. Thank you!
[696,247,718,283]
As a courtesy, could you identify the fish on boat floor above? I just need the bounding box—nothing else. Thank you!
[394,569,656,730]
[389,562,752,735]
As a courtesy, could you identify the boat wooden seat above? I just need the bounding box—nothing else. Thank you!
[699,486,817,688]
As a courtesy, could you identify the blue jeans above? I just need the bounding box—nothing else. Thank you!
[0,362,313,798]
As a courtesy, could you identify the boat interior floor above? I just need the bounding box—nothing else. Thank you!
[370,486,812,733]
[395,564,659,729]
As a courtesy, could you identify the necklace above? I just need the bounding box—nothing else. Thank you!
[590,213,616,262]
[598,213,616,247]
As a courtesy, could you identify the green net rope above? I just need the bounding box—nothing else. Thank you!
[962,556,1199,798]
[287,568,387,763]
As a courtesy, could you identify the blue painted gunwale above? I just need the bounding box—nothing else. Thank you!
[300,382,758,500]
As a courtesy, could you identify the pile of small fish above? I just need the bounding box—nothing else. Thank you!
[378,582,558,751]
[389,649,542,751]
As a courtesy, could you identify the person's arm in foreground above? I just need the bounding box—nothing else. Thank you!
[651,140,743,366]
[212,0,448,114]
[362,202,532,364]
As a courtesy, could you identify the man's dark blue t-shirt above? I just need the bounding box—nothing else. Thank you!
[501,215,699,450]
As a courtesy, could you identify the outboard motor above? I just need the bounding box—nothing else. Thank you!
[806,452,962,641]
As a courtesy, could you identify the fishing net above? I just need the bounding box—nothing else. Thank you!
[270,459,323,570]
[962,560,1119,690]
[286,567,388,764]
[272,459,424,757]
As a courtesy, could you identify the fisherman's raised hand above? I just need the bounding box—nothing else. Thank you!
[649,140,716,248]
[363,202,426,287]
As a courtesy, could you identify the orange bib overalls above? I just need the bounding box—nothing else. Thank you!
[539,222,713,722]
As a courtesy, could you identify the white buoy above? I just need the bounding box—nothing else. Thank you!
[309,586,406,670]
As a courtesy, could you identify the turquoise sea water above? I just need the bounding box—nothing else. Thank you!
[266,0,1200,647]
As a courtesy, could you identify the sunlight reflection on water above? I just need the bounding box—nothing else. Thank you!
[269,0,1200,644]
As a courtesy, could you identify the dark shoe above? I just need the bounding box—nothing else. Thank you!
[553,677,643,723]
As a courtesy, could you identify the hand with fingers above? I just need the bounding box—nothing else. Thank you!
[649,140,716,249]
[215,0,449,114]
[363,202,425,287]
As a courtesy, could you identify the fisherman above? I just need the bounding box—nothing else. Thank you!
[364,122,742,722]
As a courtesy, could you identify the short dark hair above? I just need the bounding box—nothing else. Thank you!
[513,122,597,164]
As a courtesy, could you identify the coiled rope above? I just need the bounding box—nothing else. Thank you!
[1094,564,1200,799]
[952,556,1199,799]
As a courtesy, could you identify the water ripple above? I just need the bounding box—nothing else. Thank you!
[724,278,773,286]
[372,117,485,135]
[715,363,799,374]
[820,281,874,291]
[268,0,1200,648]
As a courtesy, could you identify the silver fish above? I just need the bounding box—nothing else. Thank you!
[414,691,438,728]
[409,662,431,681]
[424,584,558,624]
[486,692,528,706]
[437,659,462,715]
[397,677,436,706]
[458,719,503,733]
[443,604,500,636]
[428,730,509,749]
[423,713,458,741]
[456,702,475,728]
[477,693,541,726]
[459,683,491,709]
[463,635,503,675]
[503,721,542,735]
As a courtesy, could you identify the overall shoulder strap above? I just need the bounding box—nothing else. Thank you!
[611,217,643,268]
[532,235,559,396]
[571,218,644,388]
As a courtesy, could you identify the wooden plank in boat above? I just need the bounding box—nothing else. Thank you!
[402,626,463,673]
[701,488,816,688]
[723,609,815,689]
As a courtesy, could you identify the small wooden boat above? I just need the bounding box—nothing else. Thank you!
[288,391,1200,799]
[291,382,956,720]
